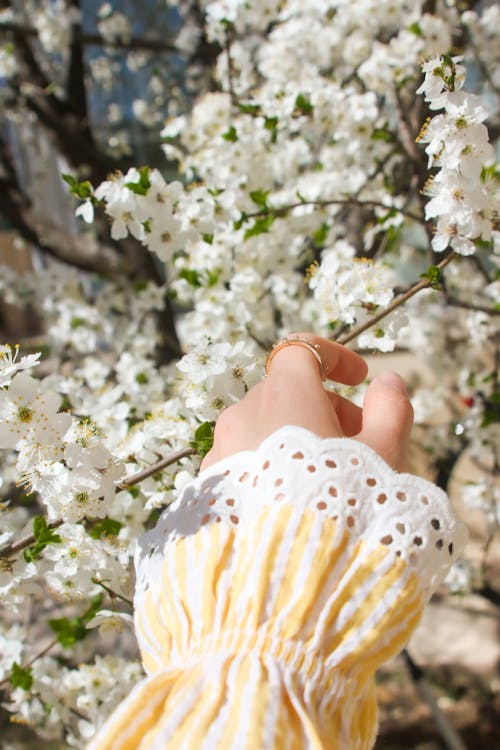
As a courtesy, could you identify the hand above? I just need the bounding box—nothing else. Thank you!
[201,333,414,473]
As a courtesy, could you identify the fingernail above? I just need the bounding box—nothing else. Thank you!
[376,371,408,395]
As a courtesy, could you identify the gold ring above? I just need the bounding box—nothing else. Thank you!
[265,336,327,381]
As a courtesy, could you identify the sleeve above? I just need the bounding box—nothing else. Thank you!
[87,426,468,750]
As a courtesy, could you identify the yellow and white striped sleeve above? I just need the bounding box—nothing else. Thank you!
[87,426,468,750]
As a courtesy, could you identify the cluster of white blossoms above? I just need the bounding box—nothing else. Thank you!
[417,56,497,255]
[32,0,80,53]
[97,4,132,44]
[0,0,498,745]
[0,351,124,529]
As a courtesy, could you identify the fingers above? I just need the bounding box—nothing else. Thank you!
[325,391,362,437]
[266,333,368,386]
[357,372,414,472]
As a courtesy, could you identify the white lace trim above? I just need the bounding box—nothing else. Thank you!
[135,426,468,597]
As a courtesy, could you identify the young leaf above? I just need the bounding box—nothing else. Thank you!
[420,265,442,289]
[179,268,202,287]
[49,595,103,648]
[249,189,270,209]
[125,166,151,196]
[23,516,62,563]
[264,116,279,143]
[233,212,248,231]
[244,214,275,240]
[222,126,238,142]
[294,94,314,115]
[88,518,123,540]
[10,663,33,691]
[62,174,93,200]
[49,616,88,648]
[237,102,261,115]
[190,422,215,457]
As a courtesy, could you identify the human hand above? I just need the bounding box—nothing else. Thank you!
[201,333,414,473]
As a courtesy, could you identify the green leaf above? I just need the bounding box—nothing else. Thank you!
[312,222,329,247]
[222,126,238,142]
[244,214,275,240]
[249,189,270,209]
[49,616,88,648]
[264,116,279,143]
[233,212,248,231]
[190,422,215,457]
[179,268,202,287]
[70,317,86,329]
[480,164,500,183]
[88,518,123,539]
[408,22,422,36]
[371,128,393,142]
[481,390,500,428]
[125,166,151,196]
[49,595,103,648]
[294,93,314,115]
[62,174,93,200]
[10,663,33,691]
[206,270,220,287]
[23,516,62,563]
[237,102,261,115]
[420,265,442,289]
[202,233,214,244]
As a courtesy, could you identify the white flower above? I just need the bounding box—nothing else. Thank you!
[94,169,147,241]
[0,373,71,450]
[357,309,409,352]
[417,55,466,108]
[176,339,232,385]
[0,345,40,388]
[86,610,133,633]
[76,199,95,224]
[0,624,25,680]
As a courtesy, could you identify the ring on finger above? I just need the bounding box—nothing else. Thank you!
[265,336,328,381]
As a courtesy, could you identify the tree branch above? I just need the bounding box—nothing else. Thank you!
[403,650,467,750]
[0,447,196,560]
[117,446,197,490]
[246,198,422,223]
[0,520,64,560]
[335,251,457,345]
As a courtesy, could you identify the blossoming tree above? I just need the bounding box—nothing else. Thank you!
[0,0,499,746]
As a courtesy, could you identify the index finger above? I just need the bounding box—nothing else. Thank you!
[267,332,368,385]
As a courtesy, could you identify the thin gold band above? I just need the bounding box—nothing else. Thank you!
[265,337,327,381]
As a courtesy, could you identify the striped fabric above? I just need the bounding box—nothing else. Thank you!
[88,427,467,750]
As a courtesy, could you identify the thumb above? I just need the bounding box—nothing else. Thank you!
[357,372,414,472]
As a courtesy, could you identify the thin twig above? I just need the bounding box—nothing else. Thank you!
[336,251,457,345]
[246,198,422,223]
[0,637,58,689]
[0,448,196,559]
[224,27,236,103]
[92,579,133,607]
[445,296,500,316]
[117,446,196,489]
[403,650,467,750]
[0,519,64,559]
